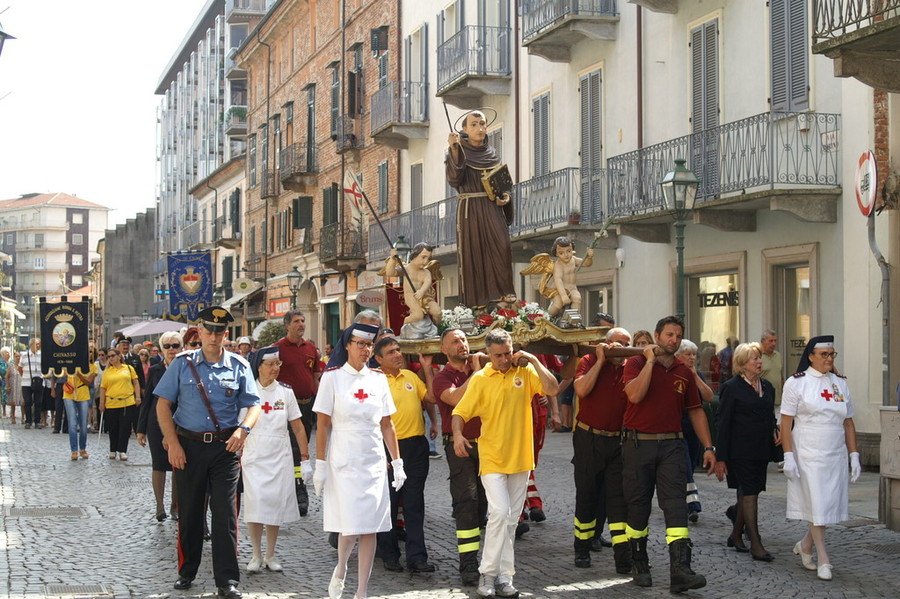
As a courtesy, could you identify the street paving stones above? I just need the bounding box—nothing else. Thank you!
[1,418,898,598]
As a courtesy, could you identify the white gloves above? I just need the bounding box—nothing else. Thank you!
[300,459,314,481]
[783,452,800,480]
[850,452,861,483]
[391,458,407,491]
[313,459,327,497]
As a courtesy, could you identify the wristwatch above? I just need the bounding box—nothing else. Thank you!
[238,425,251,434]
[703,446,716,452]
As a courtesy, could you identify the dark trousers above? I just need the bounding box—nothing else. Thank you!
[53,383,66,432]
[444,438,488,567]
[377,435,430,565]
[174,436,241,587]
[21,385,41,425]
[622,437,687,532]
[572,429,627,551]
[288,399,313,468]
[105,405,134,453]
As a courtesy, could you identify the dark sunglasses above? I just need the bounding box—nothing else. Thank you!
[187,341,202,348]
[162,343,181,349]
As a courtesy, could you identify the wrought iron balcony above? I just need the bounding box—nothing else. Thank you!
[367,197,458,264]
[812,0,900,92]
[261,169,280,199]
[279,142,317,191]
[320,222,365,267]
[182,220,210,250]
[225,105,247,136]
[370,81,429,149]
[607,111,842,227]
[511,167,606,237]
[437,25,512,109]
[334,115,364,154]
[225,50,246,80]
[225,0,267,23]
[521,0,619,62]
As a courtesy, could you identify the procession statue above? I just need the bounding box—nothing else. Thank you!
[521,236,594,317]
[379,243,443,339]
[445,109,516,309]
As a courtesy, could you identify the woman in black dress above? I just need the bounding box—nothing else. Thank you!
[714,342,780,561]
[137,330,185,521]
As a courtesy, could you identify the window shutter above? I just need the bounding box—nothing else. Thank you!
[410,163,424,211]
[422,22,429,88]
[323,186,338,226]
[533,93,550,177]
[293,196,313,229]
[703,21,718,129]
[580,70,602,221]
[231,188,241,233]
[456,0,465,30]
[788,0,809,110]
[770,0,788,111]
[690,25,704,132]
[331,69,340,138]
[437,12,445,46]
[378,161,389,214]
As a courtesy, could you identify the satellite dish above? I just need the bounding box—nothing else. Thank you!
[232,278,260,294]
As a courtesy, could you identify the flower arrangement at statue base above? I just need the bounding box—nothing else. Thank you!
[439,301,550,336]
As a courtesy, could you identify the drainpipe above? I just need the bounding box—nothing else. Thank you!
[636,5,643,151]
[868,210,891,406]
[205,179,220,295]
[256,29,271,289]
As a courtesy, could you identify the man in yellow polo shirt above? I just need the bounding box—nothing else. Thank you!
[373,336,438,573]
[452,328,559,598]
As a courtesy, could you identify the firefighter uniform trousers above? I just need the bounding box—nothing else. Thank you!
[444,437,488,573]
[622,436,690,544]
[572,426,628,551]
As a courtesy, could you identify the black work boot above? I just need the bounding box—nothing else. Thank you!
[668,538,706,593]
[295,479,309,516]
[613,542,633,574]
[629,538,652,587]
[459,551,480,586]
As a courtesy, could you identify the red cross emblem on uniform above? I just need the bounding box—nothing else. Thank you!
[261,402,273,413]
[821,388,834,402]
[354,389,368,403]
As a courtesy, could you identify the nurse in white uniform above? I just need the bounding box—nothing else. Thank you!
[313,322,405,599]
[780,335,860,581]
[241,346,312,573]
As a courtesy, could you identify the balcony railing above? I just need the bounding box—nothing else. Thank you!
[522,0,618,42]
[607,111,841,218]
[225,0,267,22]
[261,169,280,198]
[370,81,429,135]
[437,25,512,95]
[320,222,364,263]
[182,220,206,249]
[16,241,69,251]
[511,167,606,235]
[813,0,900,42]
[279,142,317,178]
[335,116,363,153]
[0,218,69,232]
[368,197,458,263]
[225,105,248,136]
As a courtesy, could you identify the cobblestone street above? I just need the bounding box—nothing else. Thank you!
[1,418,897,598]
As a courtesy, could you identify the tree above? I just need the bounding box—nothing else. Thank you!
[255,321,286,348]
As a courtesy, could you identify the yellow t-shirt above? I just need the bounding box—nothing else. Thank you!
[100,364,138,408]
[453,362,544,475]
[386,369,427,440]
[62,363,99,402]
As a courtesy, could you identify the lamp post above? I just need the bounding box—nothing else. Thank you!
[393,234,412,263]
[660,158,700,320]
[286,266,302,309]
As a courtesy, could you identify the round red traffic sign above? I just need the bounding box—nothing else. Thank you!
[856,150,878,216]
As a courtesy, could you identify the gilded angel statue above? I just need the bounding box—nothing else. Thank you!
[379,242,443,331]
[521,236,593,316]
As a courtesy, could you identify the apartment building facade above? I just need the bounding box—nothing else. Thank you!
[235,0,401,344]
[0,193,109,339]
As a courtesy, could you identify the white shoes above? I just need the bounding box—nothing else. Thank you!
[793,541,817,570]
[247,555,262,573]
[476,574,496,597]
[328,568,345,599]
[817,563,833,580]
[118,452,128,461]
[495,576,518,598]
[264,556,282,572]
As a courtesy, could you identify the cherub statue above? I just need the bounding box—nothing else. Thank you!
[521,236,594,317]
[379,242,443,337]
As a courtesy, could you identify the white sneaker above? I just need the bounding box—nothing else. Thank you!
[817,563,833,580]
[328,568,345,599]
[247,555,262,573]
[264,556,282,572]
[495,576,518,598]
[476,574,496,597]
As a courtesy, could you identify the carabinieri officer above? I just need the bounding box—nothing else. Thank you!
[155,307,261,599]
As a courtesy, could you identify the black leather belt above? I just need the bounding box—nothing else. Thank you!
[176,425,237,443]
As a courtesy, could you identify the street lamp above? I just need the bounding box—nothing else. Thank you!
[660,158,700,320]
[0,23,15,58]
[393,234,411,263]
[286,266,303,309]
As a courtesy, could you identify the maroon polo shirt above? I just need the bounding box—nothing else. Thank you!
[621,355,701,433]
[575,354,628,431]
[433,364,482,439]
[274,336,321,399]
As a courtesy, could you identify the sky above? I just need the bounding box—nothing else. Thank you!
[0,0,209,226]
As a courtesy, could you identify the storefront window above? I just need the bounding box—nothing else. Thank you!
[779,265,811,375]
[688,273,740,390]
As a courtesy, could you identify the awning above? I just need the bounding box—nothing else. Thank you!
[222,287,263,310]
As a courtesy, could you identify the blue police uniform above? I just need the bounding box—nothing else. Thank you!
[154,348,260,591]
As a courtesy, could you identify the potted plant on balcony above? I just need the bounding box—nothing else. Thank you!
[568,208,581,225]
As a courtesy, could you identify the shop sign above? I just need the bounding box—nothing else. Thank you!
[356,289,385,308]
[698,290,739,308]
[357,270,383,289]
[788,337,807,366]
[269,298,291,317]
[324,277,345,297]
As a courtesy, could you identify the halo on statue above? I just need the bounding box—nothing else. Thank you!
[453,107,499,132]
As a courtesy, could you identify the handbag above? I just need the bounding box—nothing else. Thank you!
[31,376,43,392]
